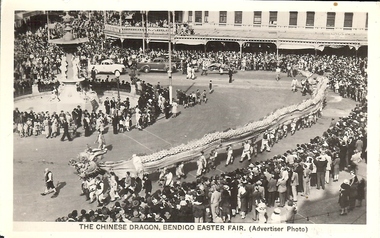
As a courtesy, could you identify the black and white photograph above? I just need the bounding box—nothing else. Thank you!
[1,1,379,238]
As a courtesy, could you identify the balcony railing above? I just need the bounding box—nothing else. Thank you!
[104,25,176,35]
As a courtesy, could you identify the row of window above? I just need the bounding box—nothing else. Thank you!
[187,11,368,29]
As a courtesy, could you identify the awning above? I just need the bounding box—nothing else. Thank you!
[174,39,207,45]
[278,44,317,50]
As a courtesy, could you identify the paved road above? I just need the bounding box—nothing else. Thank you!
[13,70,365,224]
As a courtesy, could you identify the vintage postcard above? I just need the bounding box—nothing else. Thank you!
[1,1,379,238]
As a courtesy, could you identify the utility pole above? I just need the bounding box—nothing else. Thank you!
[168,11,173,104]
[47,11,50,41]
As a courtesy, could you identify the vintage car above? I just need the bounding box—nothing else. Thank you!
[205,63,237,74]
[90,59,127,75]
[137,57,177,73]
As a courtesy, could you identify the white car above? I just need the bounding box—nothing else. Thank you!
[90,59,127,75]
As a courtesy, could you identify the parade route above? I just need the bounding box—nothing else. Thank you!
[13,71,365,223]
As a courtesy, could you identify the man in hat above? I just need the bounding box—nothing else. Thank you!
[270,208,282,223]
[41,168,58,197]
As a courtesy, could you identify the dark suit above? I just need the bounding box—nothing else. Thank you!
[228,69,233,83]
[104,100,110,114]
[60,121,72,141]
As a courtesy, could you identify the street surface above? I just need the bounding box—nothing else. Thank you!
[13,70,365,223]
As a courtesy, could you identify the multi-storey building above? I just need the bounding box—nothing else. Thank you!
[104,10,368,53]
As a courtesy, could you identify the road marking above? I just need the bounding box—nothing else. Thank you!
[297,212,316,224]
[120,134,154,152]
[187,172,196,178]
[216,167,225,173]
[143,129,173,146]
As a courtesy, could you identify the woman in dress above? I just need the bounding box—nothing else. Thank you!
[338,179,350,215]
[51,117,58,138]
[43,117,51,139]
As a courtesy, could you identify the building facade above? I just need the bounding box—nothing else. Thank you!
[104,10,369,52]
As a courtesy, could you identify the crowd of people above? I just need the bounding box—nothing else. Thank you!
[14,11,368,223]
[106,11,171,28]
[13,105,84,140]
[14,10,368,102]
[55,96,367,223]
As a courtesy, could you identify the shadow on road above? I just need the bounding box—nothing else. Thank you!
[51,181,67,198]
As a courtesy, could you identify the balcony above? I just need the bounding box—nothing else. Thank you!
[104,24,367,45]
[104,24,175,41]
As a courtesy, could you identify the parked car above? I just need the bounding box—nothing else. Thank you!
[90,59,127,75]
[137,58,177,73]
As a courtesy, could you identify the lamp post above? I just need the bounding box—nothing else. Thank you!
[168,11,173,104]
[142,11,146,53]
[115,70,121,108]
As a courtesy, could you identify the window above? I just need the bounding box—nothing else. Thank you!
[219,11,227,24]
[188,11,192,23]
[195,11,202,23]
[326,12,336,28]
[235,11,242,24]
[204,11,209,23]
[253,11,262,24]
[269,11,277,25]
[306,11,315,27]
[289,11,298,26]
[344,12,353,28]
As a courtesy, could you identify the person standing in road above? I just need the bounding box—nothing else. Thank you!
[175,161,185,179]
[95,130,106,150]
[104,97,110,115]
[313,155,327,190]
[240,140,252,163]
[209,80,213,93]
[275,66,281,81]
[196,156,204,178]
[171,99,178,118]
[228,68,233,83]
[225,145,234,166]
[291,78,298,92]
[60,119,72,141]
[338,179,350,215]
[41,168,58,197]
